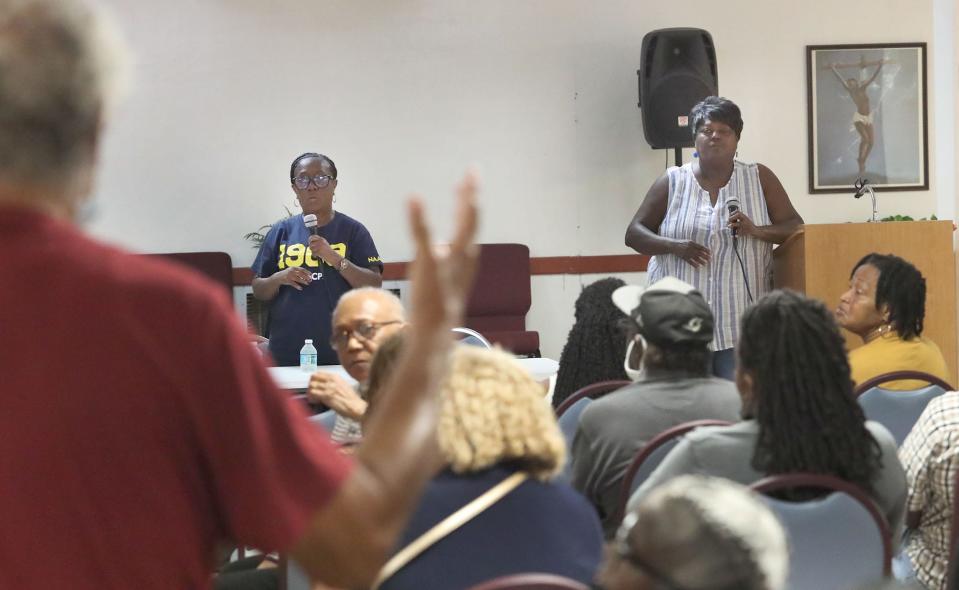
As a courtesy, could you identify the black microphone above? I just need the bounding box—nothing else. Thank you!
[854,177,869,199]
[303,213,319,236]
[726,197,741,237]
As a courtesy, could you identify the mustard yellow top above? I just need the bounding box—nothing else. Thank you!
[849,332,951,391]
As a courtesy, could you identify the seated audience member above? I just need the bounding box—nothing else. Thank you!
[308,287,406,444]
[374,346,604,590]
[896,392,959,589]
[628,290,908,541]
[552,277,630,408]
[836,253,950,390]
[569,277,740,535]
[0,2,482,587]
[595,475,788,590]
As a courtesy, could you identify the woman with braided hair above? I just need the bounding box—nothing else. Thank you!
[836,253,950,390]
[627,290,907,541]
[597,475,788,590]
[552,277,631,409]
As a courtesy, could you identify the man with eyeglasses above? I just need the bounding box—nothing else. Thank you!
[252,152,384,367]
[308,287,407,444]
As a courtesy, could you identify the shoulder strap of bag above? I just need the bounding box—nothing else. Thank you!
[371,471,528,589]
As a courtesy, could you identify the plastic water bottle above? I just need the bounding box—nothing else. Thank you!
[299,339,318,371]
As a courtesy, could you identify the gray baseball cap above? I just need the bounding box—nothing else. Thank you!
[611,277,713,346]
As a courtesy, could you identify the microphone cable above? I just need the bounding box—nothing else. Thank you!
[731,235,753,303]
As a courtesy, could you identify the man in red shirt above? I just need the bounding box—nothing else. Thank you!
[0,1,479,588]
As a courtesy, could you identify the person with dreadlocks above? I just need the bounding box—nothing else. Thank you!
[836,253,950,390]
[552,277,631,409]
[627,290,907,543]
[252,152,384,366]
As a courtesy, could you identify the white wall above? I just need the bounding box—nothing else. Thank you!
[91,0,945,358]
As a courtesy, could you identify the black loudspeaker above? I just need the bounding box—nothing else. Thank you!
[637,28,718,149]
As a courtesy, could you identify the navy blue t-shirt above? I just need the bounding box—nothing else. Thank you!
[251,212,382,366]
[381,464,604,590]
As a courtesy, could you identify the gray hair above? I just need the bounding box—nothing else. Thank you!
[627,475,789,590]
[0,0,129,189]
[334,287,406,321]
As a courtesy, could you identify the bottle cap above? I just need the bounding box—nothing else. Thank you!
[305,339,313,344]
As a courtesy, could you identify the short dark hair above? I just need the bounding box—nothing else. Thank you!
[739,290,882,496]
[852,253,926,340]
[690,96,744,139]
[289,152,338,182]
[642,342,711,375]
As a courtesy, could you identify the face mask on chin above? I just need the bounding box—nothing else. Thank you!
[624,336,645,381]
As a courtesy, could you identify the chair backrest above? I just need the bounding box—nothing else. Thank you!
[855,371,951,445]
[145,251,234,300]
[465,573,589,590]
[613,419,733,528]
[854,370,954,396]
[462,244,540,355]
[750,473,892,590]
[465,244,532,328]
[555,380,630,482]
[555,380,632,419]
[452,327,493,348]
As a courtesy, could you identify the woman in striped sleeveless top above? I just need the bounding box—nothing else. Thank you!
[625,97,803,379]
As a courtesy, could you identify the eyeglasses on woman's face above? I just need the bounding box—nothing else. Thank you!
[293,174,334,190]
[696,125,734,139]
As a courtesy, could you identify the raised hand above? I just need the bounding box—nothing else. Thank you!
[406,171,479,339]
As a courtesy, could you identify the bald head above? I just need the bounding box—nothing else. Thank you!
[332,288,406,382]
[333,287,405,324]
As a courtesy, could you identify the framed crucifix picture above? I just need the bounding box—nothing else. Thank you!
[806,43,928,193]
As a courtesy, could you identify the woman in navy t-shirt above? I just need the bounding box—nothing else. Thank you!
[371,346,604,590]
[252,153,383,366]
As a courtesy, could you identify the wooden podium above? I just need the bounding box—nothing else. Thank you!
[773,221,957,381]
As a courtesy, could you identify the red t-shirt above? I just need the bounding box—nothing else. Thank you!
[0,207,352,588]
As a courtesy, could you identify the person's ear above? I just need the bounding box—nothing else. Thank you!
[878,303,891,324]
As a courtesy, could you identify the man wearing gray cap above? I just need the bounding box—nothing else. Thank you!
[570,277,741,537]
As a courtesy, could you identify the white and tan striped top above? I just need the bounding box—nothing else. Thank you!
[646,160,773,351]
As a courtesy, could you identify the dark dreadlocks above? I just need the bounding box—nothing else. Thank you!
[552,278,630,409]
[739,290,882,496]
[853,253,926,340]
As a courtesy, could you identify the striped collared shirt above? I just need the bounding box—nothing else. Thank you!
[647,161,772,351]
[900,392,959,590]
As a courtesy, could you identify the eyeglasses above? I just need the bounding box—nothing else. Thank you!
[293,174,334,190]
[330,320,402,348]
[697,126,734,139]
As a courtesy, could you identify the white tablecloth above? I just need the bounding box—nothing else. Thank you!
[268,357,558,391]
